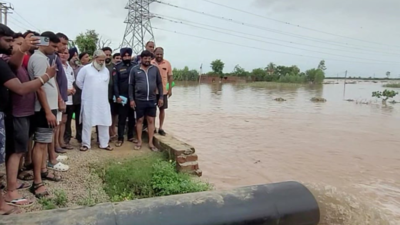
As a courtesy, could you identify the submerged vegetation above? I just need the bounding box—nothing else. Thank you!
[382,83,400,88]
[173,59,326,84]
[372,90,398,103]
[94,153,211,202]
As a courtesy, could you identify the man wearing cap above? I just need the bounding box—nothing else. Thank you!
[113,47,137,147]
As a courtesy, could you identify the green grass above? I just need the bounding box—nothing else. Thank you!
[94,153,211,202]
[38,189,68,210]
[383,83,400,88]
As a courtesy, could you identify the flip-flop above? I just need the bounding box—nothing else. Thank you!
[128,138,139,143]
[134,143,142,150]
[149,146,159,152]
[16,182,32,190]
[55,147,67,154]
[0,206,22,215]
[99,145,113,151]
[80,146,89,152]
[18,171,34,181]
[61,145,74,150]
[6,198,34,207]
[115,141,123,147]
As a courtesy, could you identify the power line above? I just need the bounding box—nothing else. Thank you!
[152,27,400,65]
[199,0,399,48]
[155,14,400,57]
[154,1,400,51]
[10,7,40,31]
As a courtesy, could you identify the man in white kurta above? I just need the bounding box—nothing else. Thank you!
[75,50,113,151]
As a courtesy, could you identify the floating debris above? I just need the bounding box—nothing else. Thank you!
[274,97,286,101]
[345,99,354,102]
[311,97,326,102]
[345,81,357,84]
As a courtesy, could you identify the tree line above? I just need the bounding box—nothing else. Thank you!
[173,59,326,84]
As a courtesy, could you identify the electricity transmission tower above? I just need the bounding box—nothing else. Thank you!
[0,3,13,25]
[121,0,156,55]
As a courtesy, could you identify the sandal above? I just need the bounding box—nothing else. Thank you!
[6,198,34,207]
[99,145,113,151]
[80,146,89,152]
[0,206,22,215]
[41,170,62,182]
[149,146,159,152]
[115,141,123,147]
[134,143,142,150]
[128,138,138,143]
[47,162,69,172]
[18,170,34,181]
[21,164,33,171]
[0,182,5,190]
[61,145,74,150]
[55,147,67,154]
[30,182,49,198]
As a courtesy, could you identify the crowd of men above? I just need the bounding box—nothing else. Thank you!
[0,23,173,214]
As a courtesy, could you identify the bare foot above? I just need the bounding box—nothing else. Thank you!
[0,199,22,214]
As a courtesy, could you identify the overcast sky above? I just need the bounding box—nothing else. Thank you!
[6,0,400,77]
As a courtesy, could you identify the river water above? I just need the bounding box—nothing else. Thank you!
[166,80,400,225]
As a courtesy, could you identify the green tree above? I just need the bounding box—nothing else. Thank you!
[317,60,327,71]
[172,66,199,81]
[265,62,275,75]
[305,68,325,84]
[232,65,249,77]
[75,30,99,56]
[210,59,224,76]
[386,71,391,79]
[251,68,267,81]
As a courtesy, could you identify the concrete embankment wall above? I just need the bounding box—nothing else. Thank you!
[150,132,202,176]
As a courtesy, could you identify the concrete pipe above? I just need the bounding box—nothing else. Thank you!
[1,181,320,225]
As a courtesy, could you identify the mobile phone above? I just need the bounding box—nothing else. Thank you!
[32,36,49,46]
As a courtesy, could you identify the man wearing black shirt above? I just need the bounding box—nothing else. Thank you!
[0,24,56,214]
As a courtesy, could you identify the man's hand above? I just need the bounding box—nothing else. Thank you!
[167,90,172,98]
[46,112,57,128]
[130,100,136,108]
[117,97,122,103]
[45,64,57,78]
[20,33,40,52]
[58,100,66,112]
[158,99,164,108]
[67,88,75,95]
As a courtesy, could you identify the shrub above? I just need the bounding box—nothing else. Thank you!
[95,153,211,202]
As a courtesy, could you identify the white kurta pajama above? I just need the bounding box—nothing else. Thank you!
[76,64,111,149]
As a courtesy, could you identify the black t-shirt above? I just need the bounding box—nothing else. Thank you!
[0,59,16,112]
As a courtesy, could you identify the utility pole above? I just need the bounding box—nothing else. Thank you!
[343,70,347,99]
[0,3,13,25]
[121,0,156,55]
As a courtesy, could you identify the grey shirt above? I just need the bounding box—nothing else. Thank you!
[129,64,163,102]
[28,50,58,111]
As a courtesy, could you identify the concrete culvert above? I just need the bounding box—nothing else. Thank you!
[2,181,320,225]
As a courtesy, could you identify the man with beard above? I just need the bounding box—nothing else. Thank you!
[0,25,57,211]
[76,50,113,152]
[102,47,118,139]
[152,47,173,136]
[129,50,163,151]
[113,47,137,147]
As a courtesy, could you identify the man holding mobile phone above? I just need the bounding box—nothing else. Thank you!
[27,31,68,198]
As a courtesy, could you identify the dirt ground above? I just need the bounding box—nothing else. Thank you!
[0,132,152,212]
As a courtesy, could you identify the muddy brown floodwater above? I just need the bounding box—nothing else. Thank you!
[165,80,400,225]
